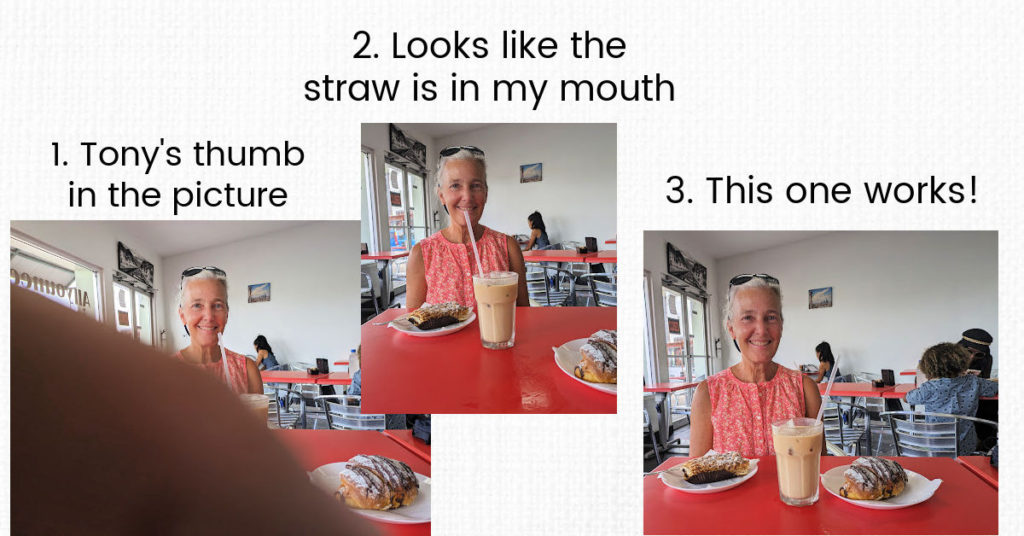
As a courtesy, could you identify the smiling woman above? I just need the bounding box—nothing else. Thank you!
[688,274,822,458]
[174,267,263,394]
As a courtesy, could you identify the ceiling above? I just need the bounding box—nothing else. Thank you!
[117,221,309,257]
[659,231,832,260]
[405,123,494,140]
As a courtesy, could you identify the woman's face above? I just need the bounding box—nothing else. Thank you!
[178,278,228,348]
[439,159,487,228]
[727,287,783,365]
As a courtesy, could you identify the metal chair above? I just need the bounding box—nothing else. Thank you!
[822,400,873,455]
[526,265,578,306]
[881,410,999,457]
[315,395,386,431]
[578,273,617,307]
[643,408,662,465]
[360,271,380,320]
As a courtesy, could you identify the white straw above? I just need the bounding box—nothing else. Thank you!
[463,210,485,277]
[217,332,231,385]
[814,355,841,422]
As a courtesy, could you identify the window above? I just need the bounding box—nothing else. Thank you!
[112,279,154,345]
[360,148,380,253]
[10,234,102,322]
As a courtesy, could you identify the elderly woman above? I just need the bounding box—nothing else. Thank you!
[175,267,262,394]
[690,274,822,458]
[406,146,529,310]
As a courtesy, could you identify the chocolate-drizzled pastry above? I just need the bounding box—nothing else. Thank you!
[407,302,472,330]
[838,457,908,500]
[336,455,419,510]
[574,340,617,383]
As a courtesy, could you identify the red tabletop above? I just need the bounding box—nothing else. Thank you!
[957,455,998,490]
[818,382,895,397]
[901,369,917,376]
[605,239,616,244]
[261,370,323,384]
[274,430,429,536]
[644,455,998,534]
[361,307,616,413]
[361,250,410,261]
[645,381,700,393]
[383,429,431,463]
[333,360,349,366]
[883,383,997,401]
[585,250,618,264]
[315,372,352,386]
[522,249,596,263]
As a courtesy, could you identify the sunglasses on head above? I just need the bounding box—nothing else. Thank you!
[729,273,780,287]
[439,145,484,158]
[181,266,226,279]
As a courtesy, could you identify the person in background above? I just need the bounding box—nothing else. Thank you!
[175,266,262,394]
[405,146,529,310]
[906,342,998,454]
[959,328,994,378]
[253,334,281,371]
[689,273,822,458]
[813,341,841,383]
[11,287,372,535]
[524,210,551,250]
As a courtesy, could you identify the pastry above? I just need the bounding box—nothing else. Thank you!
[574,340,617,383]
[407,302,472,330]
[336,454,420,510]
[679,452,751,484]
[838,457,908,500]
[589,329,617,350]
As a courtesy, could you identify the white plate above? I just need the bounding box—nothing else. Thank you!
[388,309,476,338]
[309,462,431,524]
[820,464,942,509]
[659,458,759,494]
[553,338,617,395]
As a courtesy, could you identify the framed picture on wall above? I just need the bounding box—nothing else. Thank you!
[809,287,833,309]
[248,283,271,303]
[520,163,542,183]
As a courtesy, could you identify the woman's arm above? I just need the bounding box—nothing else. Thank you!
[507,235,530,306]
[688,381,713,457]
[255,348,267,367]
[813,362,828,383]
[802,374,822,420]
[405,244,427,310]
[524,228,540,250]
[245,357,263,394]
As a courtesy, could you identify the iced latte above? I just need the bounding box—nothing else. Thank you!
[472,271,518,349]
[771,417,823,506]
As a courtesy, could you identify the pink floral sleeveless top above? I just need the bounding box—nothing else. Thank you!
[706,365,806,458]
[419,227,511,307]
[174,347,251,394]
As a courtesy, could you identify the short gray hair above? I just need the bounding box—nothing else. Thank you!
[435,149,487,191]
[178,269,229,309]
[723,277,782,331]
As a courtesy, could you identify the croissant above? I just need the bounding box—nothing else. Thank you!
[589,329,617,351]
[407,302,471,330]
[838,457,908,500]
[574,340,617,383]
[336,454,420,510]
[679,452,751,484]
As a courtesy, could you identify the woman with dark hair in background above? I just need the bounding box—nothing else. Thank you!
[813,341,840,382]
[253,334,280,371]
[524,211,551,250]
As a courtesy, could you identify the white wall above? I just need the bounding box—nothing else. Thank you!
[712,231,998,376]
[643,231,724,382]
[161,222,359,369]
[437,124,616,245]
[11,221,168,339]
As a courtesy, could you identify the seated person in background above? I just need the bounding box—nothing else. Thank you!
[524,210,551,250]
[906,342,998,454]
[959,328,994,378]
[813,341,841,382]
[253,334,280,370]
[405,146,529,310]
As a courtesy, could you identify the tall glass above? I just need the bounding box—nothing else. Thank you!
[771,417,823,506]
[472,271,519,350]
[240,393,271,426]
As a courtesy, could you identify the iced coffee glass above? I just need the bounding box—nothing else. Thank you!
[472,271,519,349]
[240,393,271,427]
[771,417,823,506]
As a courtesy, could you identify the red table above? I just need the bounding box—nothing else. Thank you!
[361,307,616,413]
[585,250,618,264]
[333,360,349,366]
[957,455,998,489]
[818,382,895,397]
[645,381,700,450]
[362,250,410,310]
[522,249,596,263]
[605,239,616,244]
[644,455,998,534]
[315,372,352,386]
[901,369,917,376]
[362,251,411,261]
[645,381,700,393]
[262,370,323,384]
[383,429,431,463]
[274,430,429,536]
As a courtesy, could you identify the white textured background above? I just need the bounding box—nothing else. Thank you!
[2,2,1021,535]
